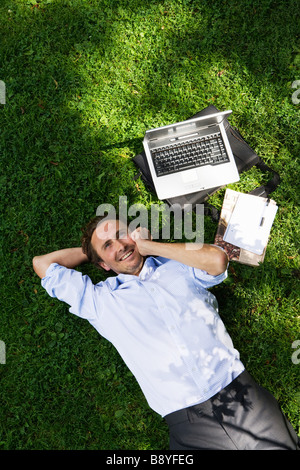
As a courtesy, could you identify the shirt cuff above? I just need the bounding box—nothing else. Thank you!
[191,265,227,289]
[41,262,61,281]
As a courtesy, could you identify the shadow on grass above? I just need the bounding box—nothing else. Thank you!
[1,0,298,219]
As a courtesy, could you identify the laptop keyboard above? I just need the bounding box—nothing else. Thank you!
[151,132,229,177]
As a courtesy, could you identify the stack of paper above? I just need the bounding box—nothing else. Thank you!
[214,189,278,266]
[223,193,278,255]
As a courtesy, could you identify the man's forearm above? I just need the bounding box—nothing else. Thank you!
[136,238,228,276]
[32,247,88,279]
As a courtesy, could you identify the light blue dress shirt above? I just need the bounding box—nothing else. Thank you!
[41,256,244,417]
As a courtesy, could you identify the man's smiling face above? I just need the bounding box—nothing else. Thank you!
[91,219,145,276]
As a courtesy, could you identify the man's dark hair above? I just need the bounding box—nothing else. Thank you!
[81,214,125,269]
[81,215,107,269]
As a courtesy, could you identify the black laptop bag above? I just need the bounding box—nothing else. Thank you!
[133,105,280,220]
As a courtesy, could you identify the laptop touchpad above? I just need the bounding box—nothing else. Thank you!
[181,169,199,183]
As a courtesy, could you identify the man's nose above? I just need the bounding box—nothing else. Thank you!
[115,238,127,251]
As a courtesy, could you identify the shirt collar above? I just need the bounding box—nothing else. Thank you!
[105,256,164,289]
[138,256,163,281]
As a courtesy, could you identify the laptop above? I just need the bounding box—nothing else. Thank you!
[143,110,239,200]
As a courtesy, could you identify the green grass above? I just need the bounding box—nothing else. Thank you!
[0,0,299,450]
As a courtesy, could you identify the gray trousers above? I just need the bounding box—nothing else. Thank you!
[164,370,299,450]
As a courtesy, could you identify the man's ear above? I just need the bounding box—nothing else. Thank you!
[99,261,111,272]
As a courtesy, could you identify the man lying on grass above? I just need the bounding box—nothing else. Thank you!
[33,215,299,450]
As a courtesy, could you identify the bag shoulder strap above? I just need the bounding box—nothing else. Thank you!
[226,124,280,198]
